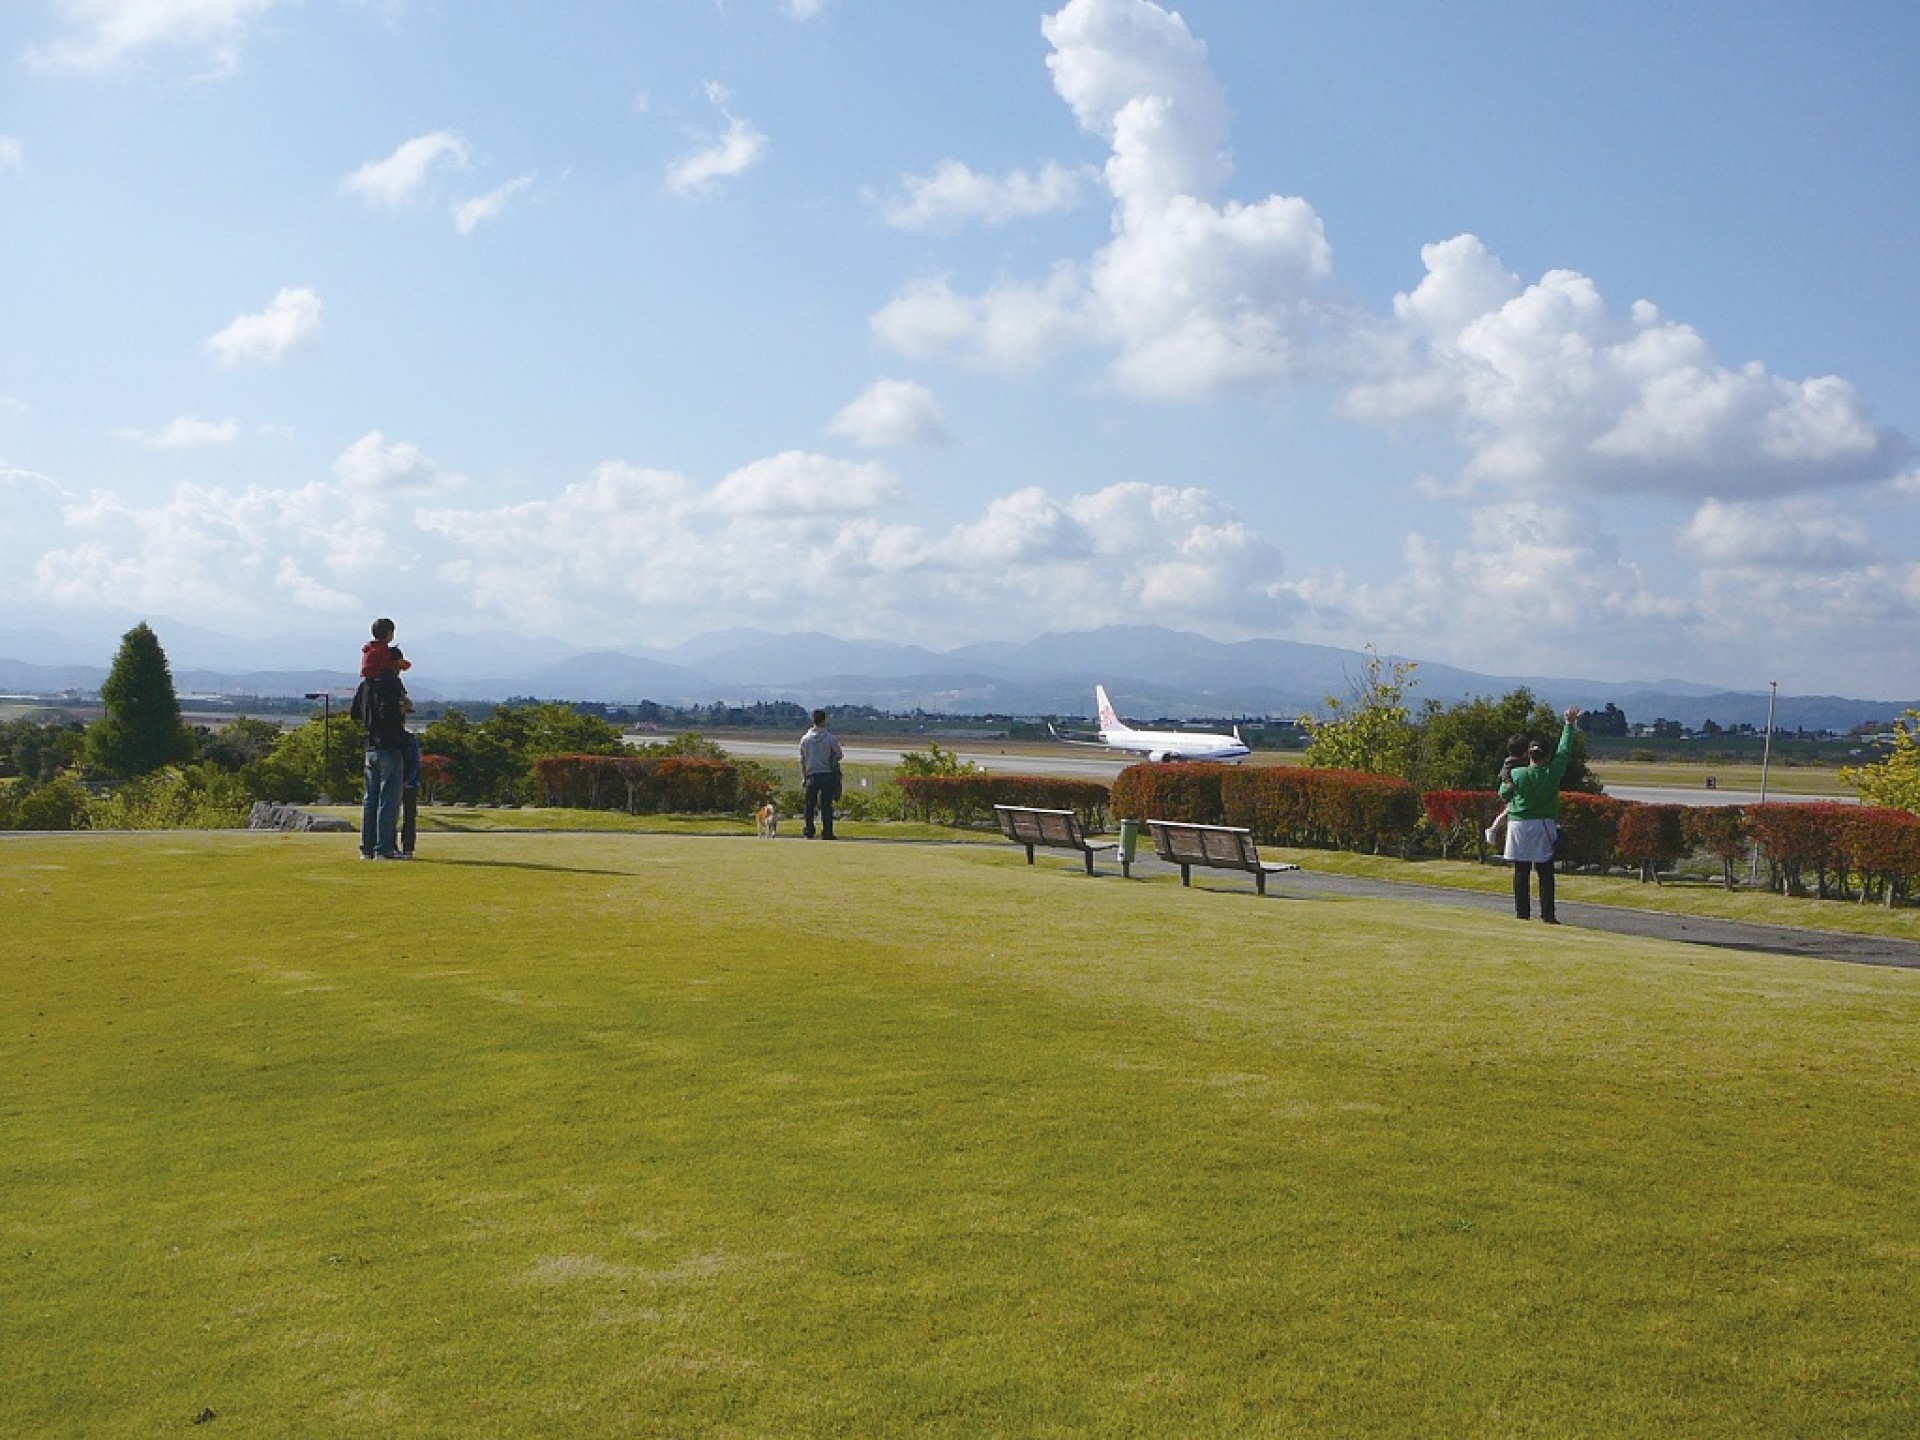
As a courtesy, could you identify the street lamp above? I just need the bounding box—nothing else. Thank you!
[304,691,333,803]
[1748,680,1778,886]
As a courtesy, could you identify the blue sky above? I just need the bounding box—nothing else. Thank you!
[2,0,1917,694]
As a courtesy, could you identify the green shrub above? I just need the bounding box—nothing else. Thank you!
[89,765,251,830]
[9,774,93,831]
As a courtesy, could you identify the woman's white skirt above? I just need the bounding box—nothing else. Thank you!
[1504,817,1558,864]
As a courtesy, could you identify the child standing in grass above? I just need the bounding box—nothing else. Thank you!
[1484,733,1529,850]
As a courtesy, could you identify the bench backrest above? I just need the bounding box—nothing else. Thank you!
[995,805,1085,847]
[1148,819,1259,868]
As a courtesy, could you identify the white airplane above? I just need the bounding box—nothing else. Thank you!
[1049,685,1252,763]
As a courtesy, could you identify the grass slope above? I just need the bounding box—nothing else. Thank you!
[5,832,1918,1437]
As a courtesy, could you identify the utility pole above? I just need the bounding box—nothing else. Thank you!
[1748,680,1778,886]
[304,691,333,802]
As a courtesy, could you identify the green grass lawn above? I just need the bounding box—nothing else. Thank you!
[5,831,1918,1437]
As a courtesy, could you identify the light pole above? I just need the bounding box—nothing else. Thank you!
[304,691,332,803]
[1748,680,1778,886]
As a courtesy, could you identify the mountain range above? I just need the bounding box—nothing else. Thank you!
[1,621,1912,733]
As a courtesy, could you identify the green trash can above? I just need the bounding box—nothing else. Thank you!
[1118,818,1139,878]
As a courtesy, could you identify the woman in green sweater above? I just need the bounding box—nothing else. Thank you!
[1498,706,1583,922]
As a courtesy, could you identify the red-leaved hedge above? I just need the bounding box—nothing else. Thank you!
[532,753,764,815]
[1615,802,1688,882]
[1555,792,1627,872]
[1420,788,1506,860]
[896,774,1110,829]
[1112,763,1422,854]
[1680,806,1748,890]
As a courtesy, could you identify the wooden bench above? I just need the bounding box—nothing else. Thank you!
[994,804,1121,876]
[1146,819,1299,895]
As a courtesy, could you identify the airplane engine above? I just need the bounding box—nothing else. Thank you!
[1148,750,1173,763]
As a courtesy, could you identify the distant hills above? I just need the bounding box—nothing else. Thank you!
[2,622,1913,733]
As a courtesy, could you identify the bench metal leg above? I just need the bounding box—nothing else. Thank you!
[1256,871,1266,896]
[1024,843,1035,865]
[1082,849,1095,876]
[1180,864,1191,887]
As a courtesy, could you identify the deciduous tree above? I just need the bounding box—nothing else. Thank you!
[1300,646,1418,778]
[1840,710,1920,813]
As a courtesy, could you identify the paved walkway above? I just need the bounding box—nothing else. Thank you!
[1123,852,1920,971]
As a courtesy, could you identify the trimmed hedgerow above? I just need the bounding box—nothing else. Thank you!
[896,774,1110,830]
[1421,788,1506,861]
[1837,806,1920,908]
[1681,806,1749,891]
[1112,763,1421,855]
[531,753,767,816]
[1616,802,1689,883]
[1746,802,1853,899]
[1110,762,1229,828]
[1556,792,1626,873]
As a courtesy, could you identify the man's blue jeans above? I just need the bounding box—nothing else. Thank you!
[362,747,404,858]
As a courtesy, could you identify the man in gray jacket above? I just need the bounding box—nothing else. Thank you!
[798,709,844,840]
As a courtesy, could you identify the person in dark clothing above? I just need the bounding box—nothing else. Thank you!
[797,708,844,840]
[399,699,422,859]
[1499,707,1582,921]
[357,665,410,860]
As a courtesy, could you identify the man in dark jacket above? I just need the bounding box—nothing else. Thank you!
[798,708,844,840]
[358,667,410,860]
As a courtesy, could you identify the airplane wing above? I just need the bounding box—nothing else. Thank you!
[1048,722,1114,749]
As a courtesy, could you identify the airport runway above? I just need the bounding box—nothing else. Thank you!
[709,737,1127,782]
[704,737,1841,807]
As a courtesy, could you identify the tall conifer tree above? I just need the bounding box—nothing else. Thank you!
[88,622,195,781]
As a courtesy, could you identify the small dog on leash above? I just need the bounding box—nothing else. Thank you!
[755,802,778,838]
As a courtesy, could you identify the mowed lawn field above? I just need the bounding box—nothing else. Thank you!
[5,833,1918,1437]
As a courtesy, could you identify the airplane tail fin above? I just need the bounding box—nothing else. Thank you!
[1096,685,1123,733]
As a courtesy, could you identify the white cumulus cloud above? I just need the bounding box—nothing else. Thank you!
[1679,497,1877,571]
[1284,500,1693,685]
[26,0,282,73]
[115,415,239,449]
[413,457,1291,644]
[332,431,462,493]
[340,131,471,207]
[205,286,321,365]
[1348,233,1911,499]
[28,473,400,618]
[871,265,1091,373]
[876,0,1909,502]
[667,89,767,196]
[872,0,1334,393]
[827,379,948,448]
[880,160,1086,229]
[454,173,536,234]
